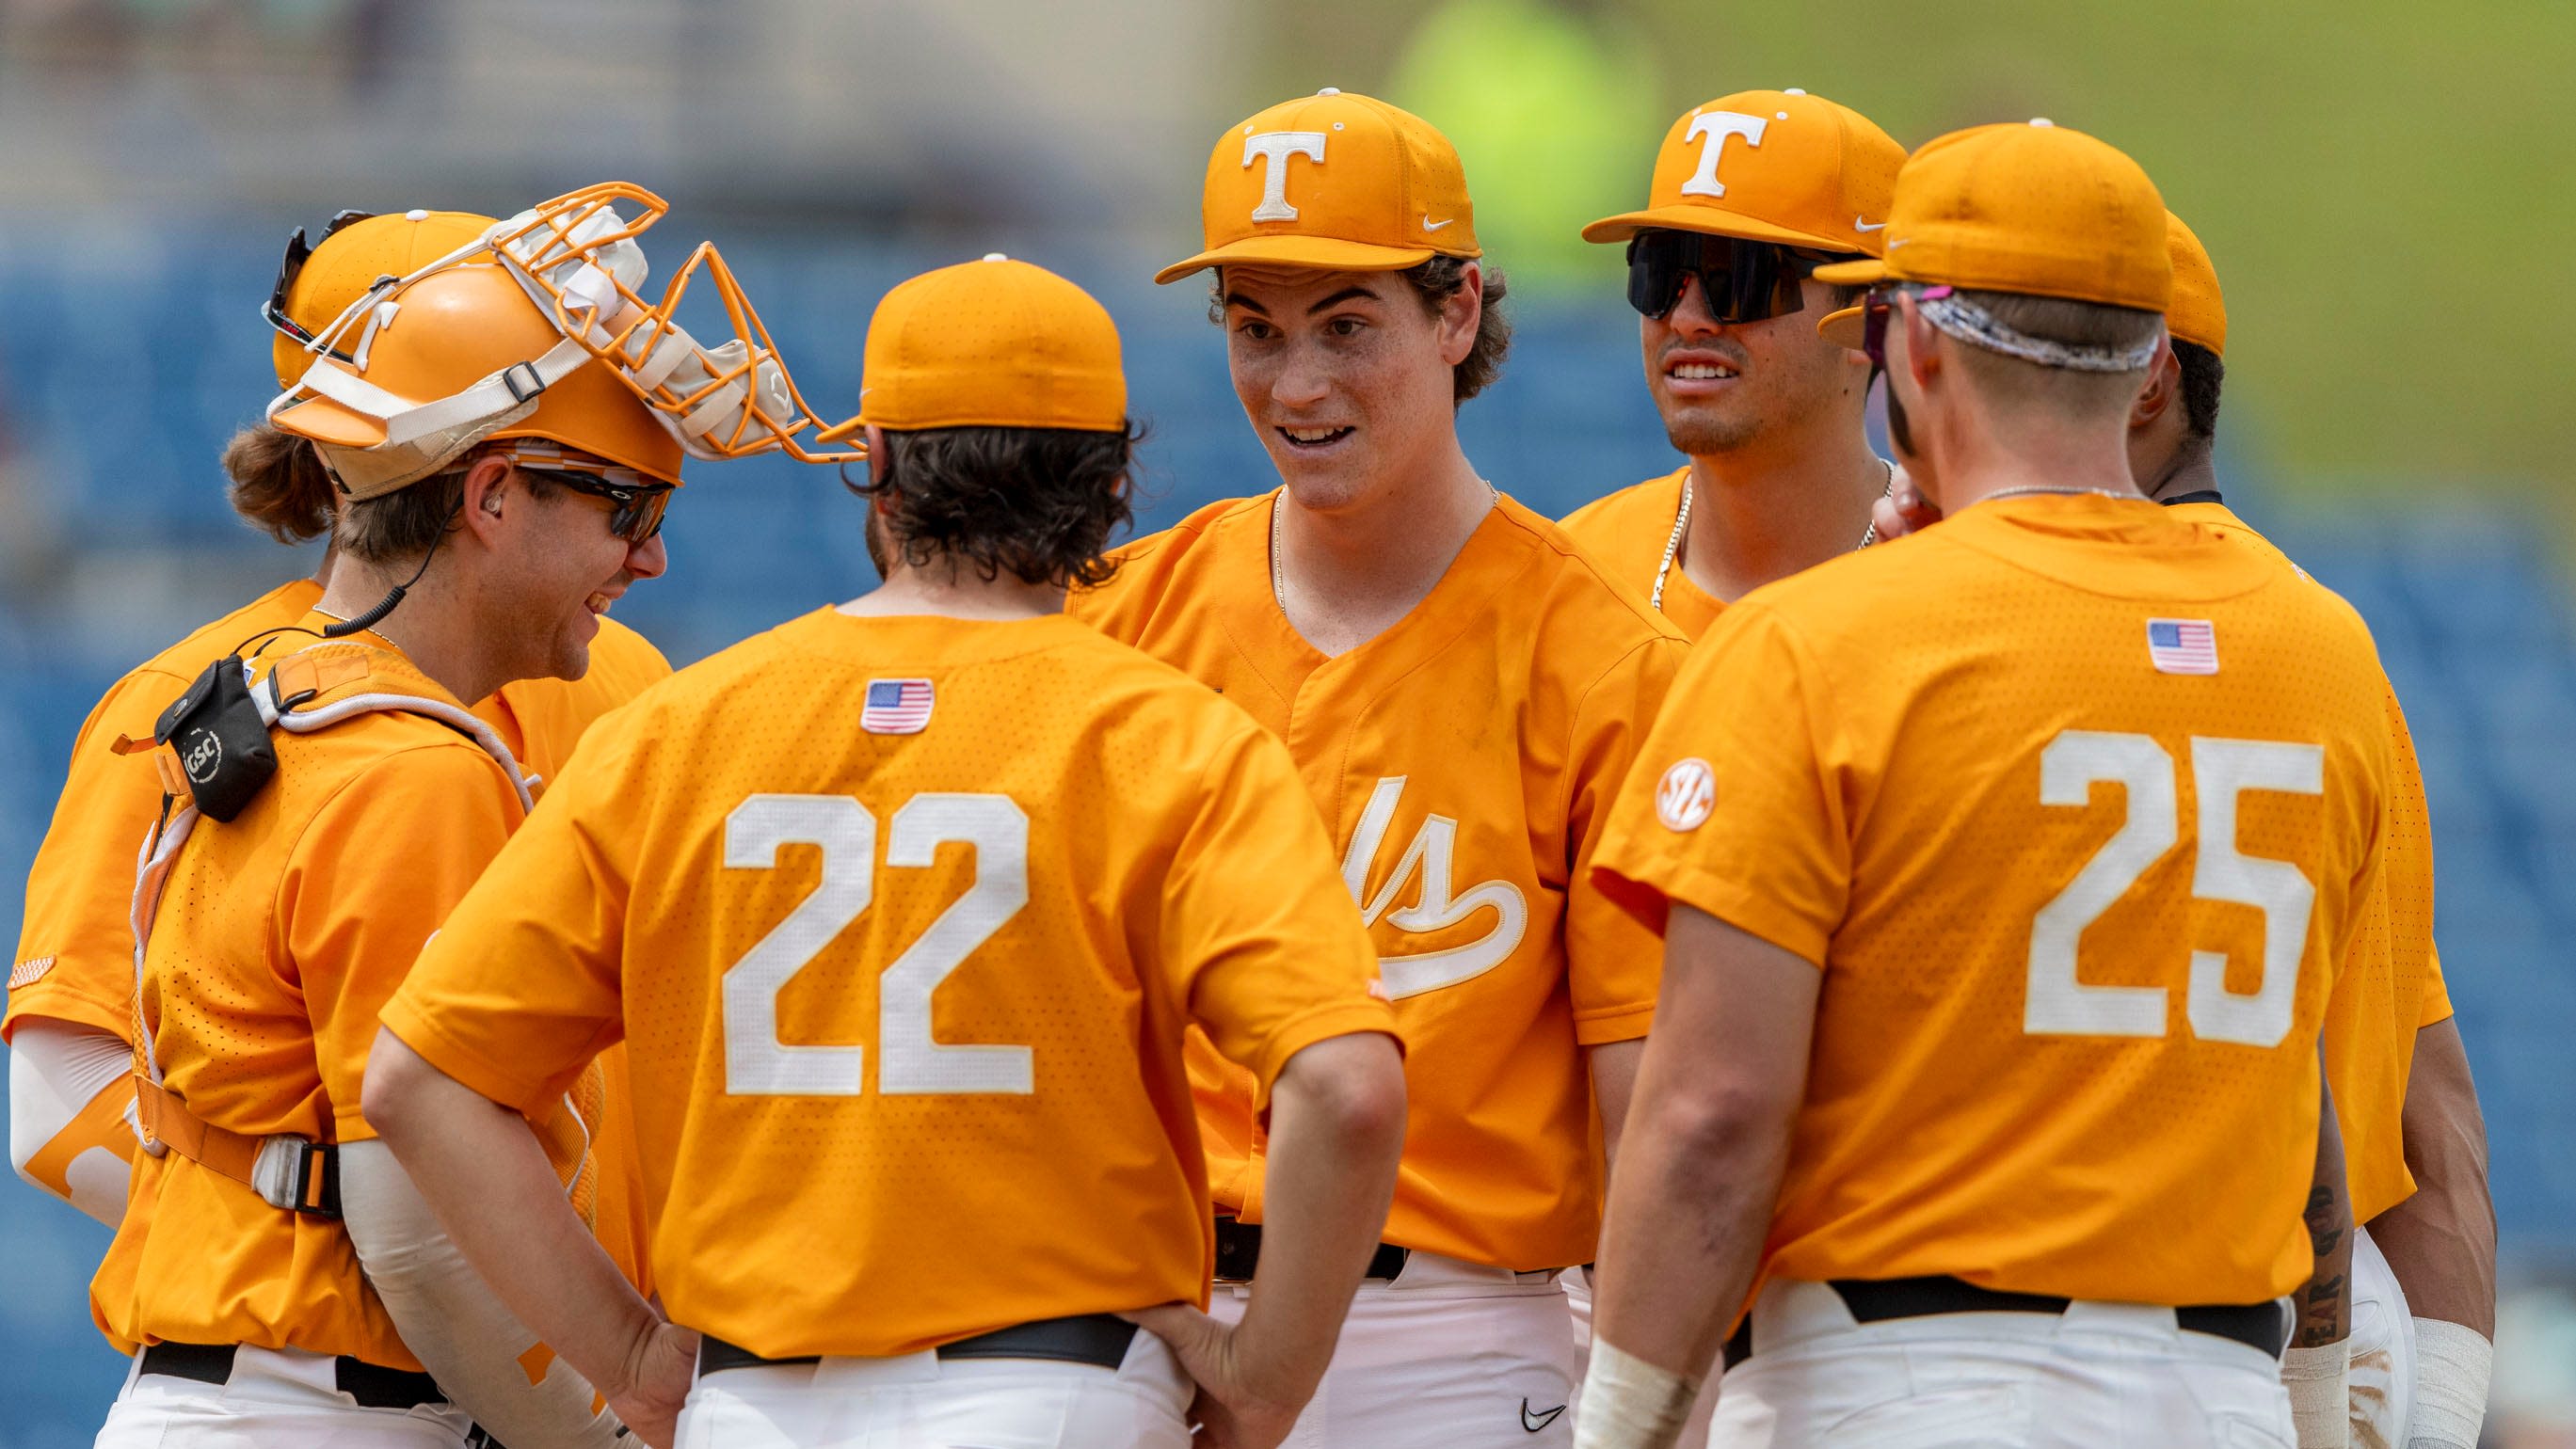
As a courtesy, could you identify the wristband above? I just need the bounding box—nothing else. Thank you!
[2406,1317,2491,1449]
[2280,1342,2349,1449]
[1573,1339,1701,1449]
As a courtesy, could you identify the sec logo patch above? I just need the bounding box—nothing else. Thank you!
[1656,757,1716,832]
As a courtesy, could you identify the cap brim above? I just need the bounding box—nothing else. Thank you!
[1582,204,1866,253]
[1812,258,1890,287]
[269,394,390,449]
[1154,235,1443,286]
[1816,305,1866,350]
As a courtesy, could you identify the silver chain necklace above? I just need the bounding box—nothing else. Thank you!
[1651,458,1894,614]
[1272,481,1498,613]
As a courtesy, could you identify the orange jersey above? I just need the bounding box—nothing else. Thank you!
[1558,468,1724,637]
[7,580,669,1295]
[381,609,1395,1360]
[2168,499,2447,1220]
[1071,492,1687,1271]
[1595,495,2394,1306]
[91,633,536,1366]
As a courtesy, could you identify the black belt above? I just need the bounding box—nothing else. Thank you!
[1720,1276,2289,1369]
[1214,1215,1410,1284]
[136,1341,450,1410]
[699,1314,1138,1376]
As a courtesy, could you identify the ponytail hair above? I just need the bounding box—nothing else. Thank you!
[221,421,336,543]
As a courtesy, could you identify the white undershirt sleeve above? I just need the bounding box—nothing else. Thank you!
[339,1140,624,1448]
[8,1017,136,1225]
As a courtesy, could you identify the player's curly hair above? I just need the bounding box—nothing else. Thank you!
[2173,339,2224,440]
[843,423,1140,589]
[222,421,336,544]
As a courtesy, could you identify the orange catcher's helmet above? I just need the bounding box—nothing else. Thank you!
[266,183,860,499]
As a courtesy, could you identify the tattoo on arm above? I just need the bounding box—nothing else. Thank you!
[2303,1184,2344,1258]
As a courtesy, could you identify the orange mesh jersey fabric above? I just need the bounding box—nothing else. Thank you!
[384,609,1395,1360]
[91,635,534,1366]
[1595,495,2395,1306]
[1072,491,1687,1272]
[2168,498,2447,1221]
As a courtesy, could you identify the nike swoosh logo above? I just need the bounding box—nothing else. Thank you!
[1423,216,1456,231]
[1854,216,1886,232]
[1522,1399,1567,1432]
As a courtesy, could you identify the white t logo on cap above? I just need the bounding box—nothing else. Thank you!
[1244,130,1328,222]
[1680,111,1768,199]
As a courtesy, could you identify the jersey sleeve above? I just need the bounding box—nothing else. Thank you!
[1592,605,1853,968]
[8,668,191,1043]
[1560,632,1688,1044]
[283,743,526,1141]
[1154,721,1399,1106]
[379,727,639,1121]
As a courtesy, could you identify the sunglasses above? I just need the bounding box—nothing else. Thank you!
[262,210,380,364]
[1625,231,1840,325]
[1860,283,1957,367]
[522,467,673,543]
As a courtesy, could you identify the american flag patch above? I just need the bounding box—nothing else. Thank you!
[861,678,936,734]
[2147,618,2218,675]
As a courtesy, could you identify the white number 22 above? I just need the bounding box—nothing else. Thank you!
[720,793,1034,1097]
[2026,731,2324,1047]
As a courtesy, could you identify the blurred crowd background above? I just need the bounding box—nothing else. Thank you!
[1,0,2570,1441]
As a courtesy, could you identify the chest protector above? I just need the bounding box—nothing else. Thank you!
[125,643,535,1217]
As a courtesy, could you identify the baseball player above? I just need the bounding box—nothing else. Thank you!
[1858,211,2501,1449]
[2138,215,2494,1449]
[1576,121,2392,1448]
[360,256,1408,1449]
[1560,89,1907,632]
[1070,89,1687,1446]
[84,190,823,1445]
[1552,89,1907,1446]
[8,213,669,1292]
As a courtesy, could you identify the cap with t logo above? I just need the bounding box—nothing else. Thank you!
[1155,88,1480,285]
[1583,89,1904,257]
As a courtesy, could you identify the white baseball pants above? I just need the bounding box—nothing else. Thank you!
[1705,1278,2297,1448]
[1208,1248,1583,1447]
[673,1328,1193,1449]
[93,1344,475,1447]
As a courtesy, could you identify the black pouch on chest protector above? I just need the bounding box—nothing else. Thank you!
[154,655,278,821]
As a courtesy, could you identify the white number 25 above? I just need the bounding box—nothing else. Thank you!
[719,792,1034,1097]
[2026,731,2325,1048]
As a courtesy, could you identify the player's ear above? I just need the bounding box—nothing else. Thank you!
[456,454,516,546]
[2129,335,2180,431]
[1897,294,1942,391]
[1437,263,1482,368]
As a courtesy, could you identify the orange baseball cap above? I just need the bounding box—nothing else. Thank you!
[271,209,494,390]
[1583,88,1903,256]
[1156,88,1479,285]
[858,255,1127,432]
[1813,120,2169,313]
[2164,211,2226,357]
